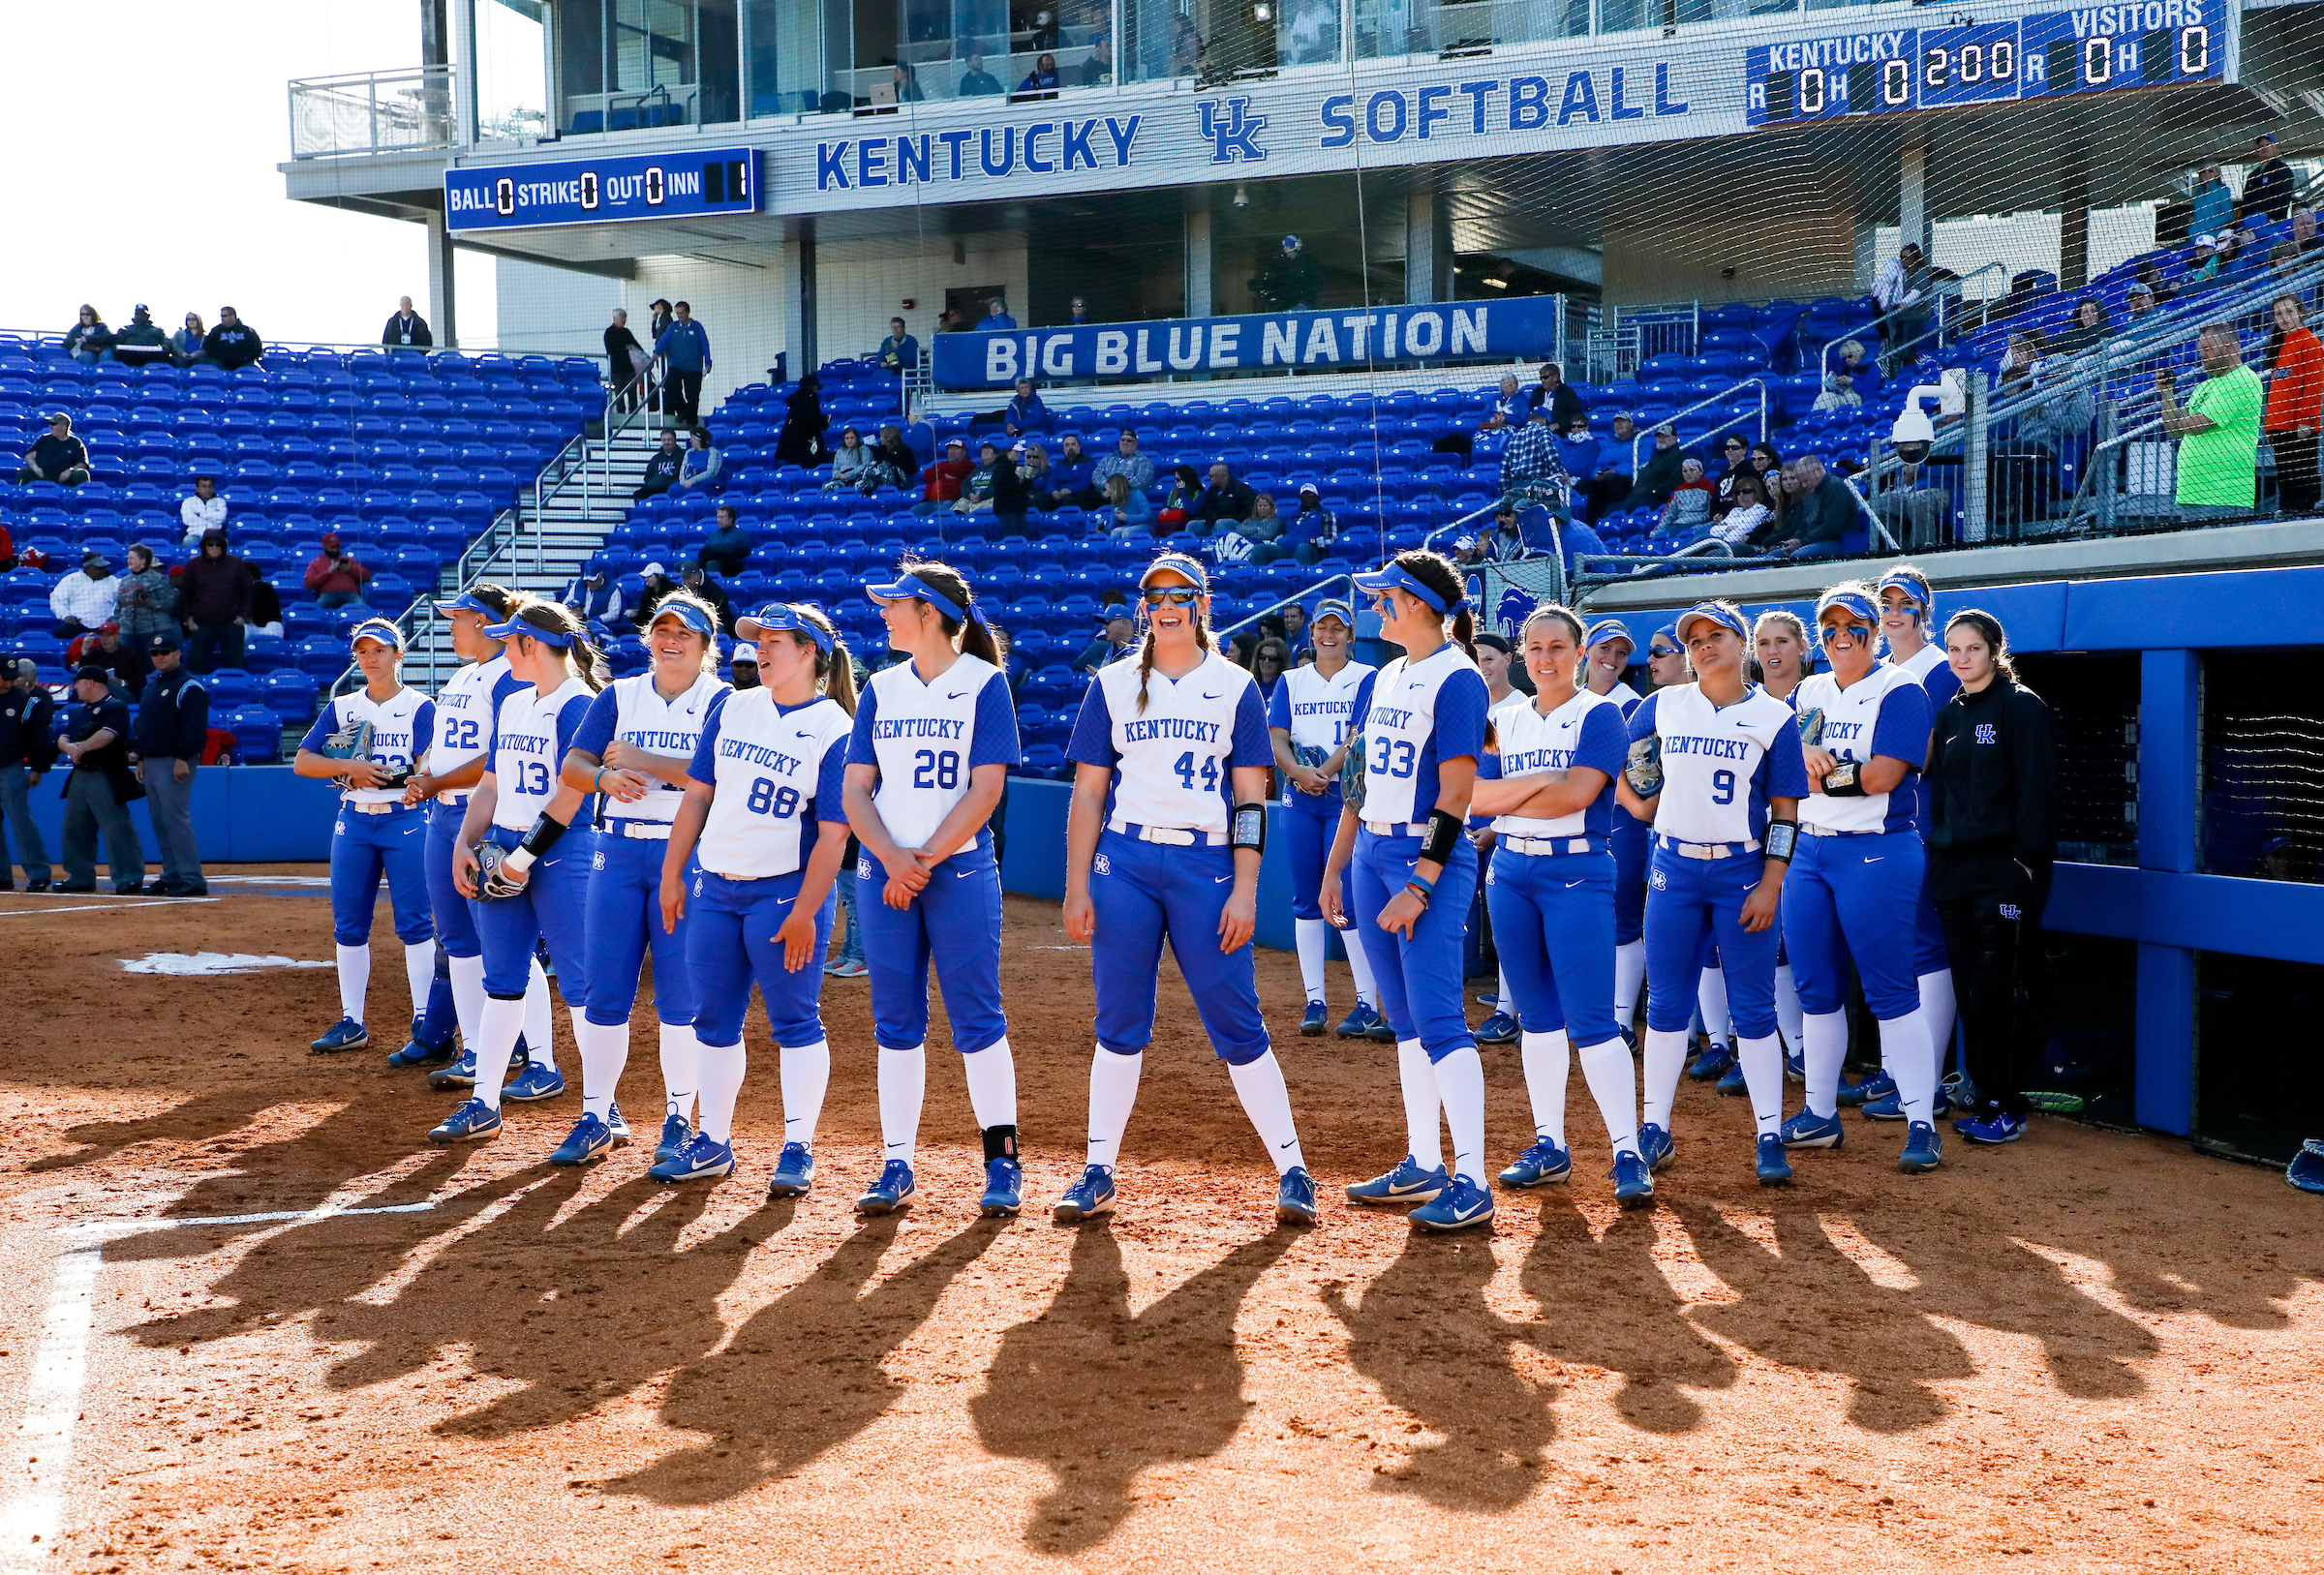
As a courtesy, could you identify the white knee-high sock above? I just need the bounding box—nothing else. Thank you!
[1295,919,1328,1003]
[1881,1009,1937,1127]
[1497,964,1513,1013]
[697,1038,747,1144]
[403,942,434,1017]
[1520,1029,1571,1144]
[1918,969,1957,1086]
[1433,1046,1487,1189]
[1803,1009,1850,1118]
[1343,922,1379,1008]
[658,1021,700,1123]
[1775,964,1804,1051]
[1697,965,1731,1043]
[878,1044,927,1165]
[335,943,371,1023]
[1085,1048,1144,1169]
[578,1016,629,1121]
[1612,941,1647,1035]
[1396,1038,1443,1170]
[1228,1052,1304,1175]
[447,954,487,1046]
[962,1037,1019,1131]
[1738,1033,1786,1136]
[471,995,526,1110]
[1642,1028,1690,1129]
[780,1038,831,1149]
[522,958,554,1066]
[1576,1037,1639,1157]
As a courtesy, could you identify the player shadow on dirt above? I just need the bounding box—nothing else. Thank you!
[1321,1231,1554,1512]
[30,1082,288,1174]
[605,1213,1005,1504]
[1519,1196,1738,1434]
[973,1226,1296,1555]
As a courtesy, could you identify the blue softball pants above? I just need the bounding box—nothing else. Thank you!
[1612,811,1651,947]
[1087,829,1269,1066]
[1283,800,1356,922]
[858,830,1007,1054]
[472,824,595,1004]
[1779,830,1926,1020]
[1643,842,1779,1039]
[1484,843,1619,1045]
[687,868,836,1048]
[329,803,433,946]
[425,801,481,957]
[1352,828,1481,1064]
[1912,867,1948,977]
[583,826,699,1028]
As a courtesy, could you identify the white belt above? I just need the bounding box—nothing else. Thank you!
[1656,833,1760,860]
[1801,822,1872,838]
[1500,834,1598,857]
[1362,820,1430,837]
[439,789,471,806]
[345,799,408,815]
[607,820,674,840]
[1107,818,1226,847]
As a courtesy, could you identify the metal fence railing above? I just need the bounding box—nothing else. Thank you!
[289,65,459,160]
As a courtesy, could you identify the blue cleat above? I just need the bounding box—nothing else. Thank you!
[1780,1108,1847,1149]
[503,1061,566,1103]
[1611,1150,1655,1206]
[1716,1060,1749,1097]
[428,1098,502,1145]
[1363,1014,1396,1044]
[1861,1089,1909,1122]
[1637,1122,1675,1172]
[385,1016,456,1070]
[1410,1174,1496,1231]
[1956,1109,2027,1145]
[765,1141,816,1197]
[1687,1043,1735,1081]
[651,1132,737,1183]
[1474,1011,1519,1045]
[549,1113,616,1167]
[980,1157,1024,1217]
[1275,1166,1319,1226]
[1335,1002,1385,1039]
[1298,1001,1329,1037]
[429,1047,478,1091]
[1756,1134,1794,1186]
[605,1103,631,1146]
[1785,1042,1805,1082]
[309,1016,369,1054]
[655,1111,691,1163]
[1899,1121,1943,1173]
[2286,1138,2324,1195]
[1052,1165,1116,1224]
[1497,1135,1573,1189]
[855,1159,916,1214]
[1345,1155,1449,1206]
[1619,1025,1638,1053]
[1836,1070,1895,1108]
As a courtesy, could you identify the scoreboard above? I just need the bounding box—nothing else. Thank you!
[1745,0,2224,126]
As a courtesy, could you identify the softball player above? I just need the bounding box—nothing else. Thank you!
[653,604,856,1189]
[393,587,552,1088]
[1635,625,1741,1077]
[428,600,608,1144]
[294,620,438,1055]
[1867,563,1961,1117]
[1055,553,1317,1227]
[1474,606,1653,1205]
[1615,600,1809,1187]
[1469,631,1521,1046]
[1323,550,1495,1231]
[1267,597,1382,1039]
[1608,624,1685,1042]
[549,591,729,1168]
[843,560,1023,1216]
[1753,608,1816,1075]
[1774,584,1942,1173]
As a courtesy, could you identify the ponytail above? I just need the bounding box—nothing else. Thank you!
[790,604,860,715]
[1389,548,1470,649]
[503,597,606,692]
[1943,609,2016,682]
[897,557,1001,666]
[467,581,517,621]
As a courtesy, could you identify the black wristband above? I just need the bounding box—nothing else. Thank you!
[1821,761,1868,798]
[1764,820,1798,863]
[517,810,569,858]
[1231,803,1267,855]
[1420,807,1464,865]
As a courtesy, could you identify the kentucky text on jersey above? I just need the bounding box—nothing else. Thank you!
[717,735,810,773]
[1290,697,1357,718]
[1122,715,1223,743]
[1820,719,1868,743]
[870,716,968,740]
[617,726,705,753]
[1502,744,1579,773]
[1367,705,1416,730]
[1663,733,1755,760]
[498,730,557,758]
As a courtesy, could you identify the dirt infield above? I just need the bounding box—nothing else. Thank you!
[3,870,2321,1574]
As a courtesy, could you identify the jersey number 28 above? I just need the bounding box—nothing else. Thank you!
[912,749,961,790]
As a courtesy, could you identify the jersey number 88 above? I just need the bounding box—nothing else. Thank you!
[747,777,802,817]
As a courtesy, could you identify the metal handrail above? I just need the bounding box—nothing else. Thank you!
[1214,572,1358,641]
[1630,376,1771,475]
[1823,259,2011,380]
[288,63,459,160]
[0,327,610,369]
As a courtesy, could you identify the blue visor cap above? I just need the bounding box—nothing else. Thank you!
[1877,571,1932,609]
[482,615,574,648]
[349,619,406,652]
[434,590,501,620]
[734,603,833,652]
[867,572,966,622]
[1816,589,1881,642]
[1673,602,1750,645]
[1583,618,1636,652]
[647,598,719,640]
[1353,562,1452,614]
[1312,597,1355,627]
[1139,553,1208,593]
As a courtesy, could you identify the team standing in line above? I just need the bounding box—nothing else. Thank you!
[299,545,2051,1229]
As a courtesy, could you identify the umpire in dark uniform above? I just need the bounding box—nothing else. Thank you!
[56,664,146,894]
[0,659,56,891]
[134,633,209,895]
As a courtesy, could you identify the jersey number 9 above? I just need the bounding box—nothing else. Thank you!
[912,749,961,790]
[747,776,802,818]
[1711,768,1735,805]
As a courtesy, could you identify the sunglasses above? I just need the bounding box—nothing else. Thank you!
[1142,587,1201,608]
[1649,645,1681,658]
[1725,441,1746,451]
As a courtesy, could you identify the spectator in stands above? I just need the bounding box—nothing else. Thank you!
[699,504,753,577]
[65,304,115,364]
[0,520,14,572]
[1620,424,1687,513]
[1088,428,1154,500]
[1482,373,1527,434]
[956,51,1002,96]
[1578,412,1638,520]
[1711,469,1773,549]
[2123,282,2160,325]
[654,301,711,426]
[636,427,688,500]
[634,563,680,624]
[823,426,871,491]
[729,645,759,691]
[1099,472,1152,539]
[1765,454,1856,560]
[915,437,975,515]
[2290,206,2320,258]
[1251,234,1319,312]
[1251,638,1291,703]
[54,665,144,894]
[1171,12,1200,71]
[382,296,433,348]
[111,305,171,370]
[170,312,209,366]
[19,413,91,487]
[303,532,371,610]
[776,373,829,468]
[50,552,121,640]
[605,308,650,405]
[134,635,208,895]
[1816,340,1881,410]
[2263,293,2322,517]
[2134,257,2177,304]
[1528,362,1585,428]
[179,530,250,673]
[2189,164,2234,237]
[1284,483,1336,562]
[68,624,149,699]
[2184,234,2223,288]
[1075,607,1138,673]
[1867,440,1951,549]
[988,439,1032,534]
[1193,460,1257,534]
[1035,432,1094,509]
[1656,459,1718,537]
[678,562,733,631]
[0,660,55,891]
[1875,243,1934,357]
[201,306,263,371]
[2242,135,2296,226]
[1066,296,1093,325]
[676,426,722,491]
[1079,33,1114,84]
[877,317,920,376]
[1215,492,1290,563]
[1018,440,1054,502]
[115,545,177,649]
[1000,377,1051,436]
[2156,323,2264,522]
[1016,52,1061,97]
[1555,413,1602,485]
[890,60,926,102]
[1222,630,1259,670]
[2054,297,2112,359]
[561,566,627,627]
[1497,401,1567,506]
[980,296,1018,332]
[1158,463,1202,529]
[863,424,918,492]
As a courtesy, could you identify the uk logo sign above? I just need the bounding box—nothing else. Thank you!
[1199,97,1268,164]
